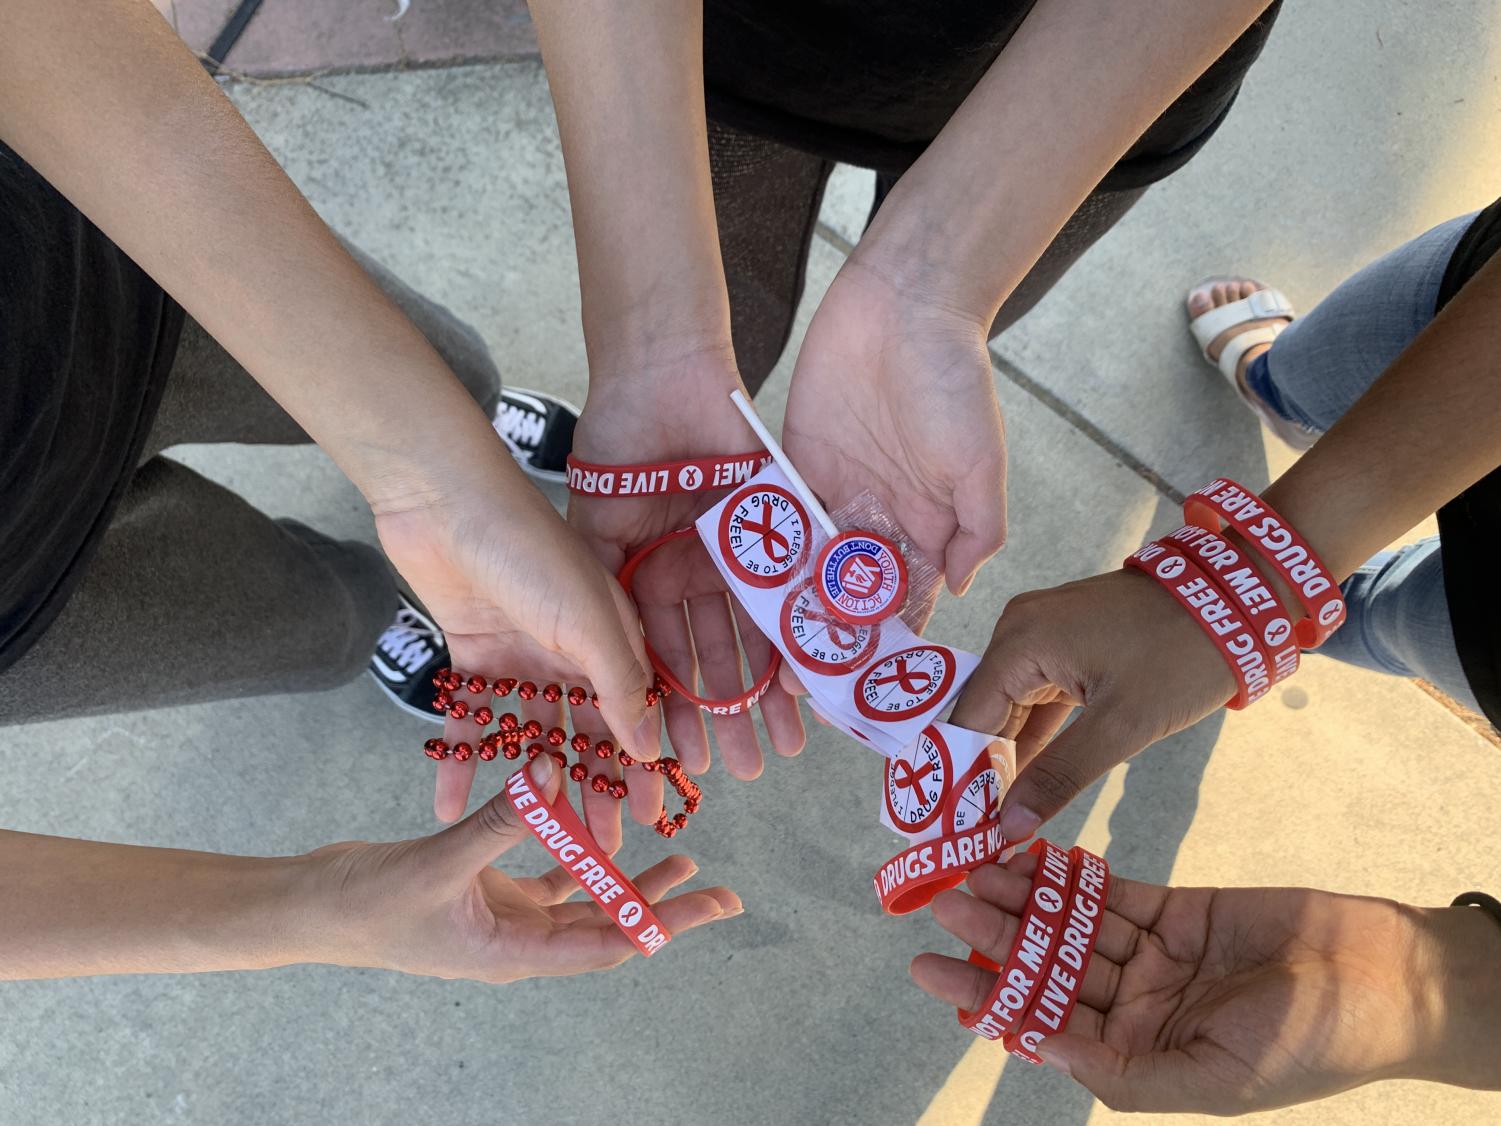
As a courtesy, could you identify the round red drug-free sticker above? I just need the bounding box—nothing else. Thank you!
[854,645,957,722]
[814,531,908,625]
[884,726,953,834]
[779,579,881,676]
[716,483,810,589]
[946,755,1000,834]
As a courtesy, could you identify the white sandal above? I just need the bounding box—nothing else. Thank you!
[1186,277,1318,450]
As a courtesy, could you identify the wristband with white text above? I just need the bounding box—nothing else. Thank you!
[505,766,670,957]
[566,452,772,497]
[1159,526,1299,686]
[958,840,1072,1041]
[1006,846,1110,1064]
[1183,479,1346,648]
[1124,543,1271,709]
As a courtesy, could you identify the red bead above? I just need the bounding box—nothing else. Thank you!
[478,742,498,762]
[661,824,678,839]
[567,686,587,707]
[570,733,591,755]
[522,719,543,740]
[618,752,636,768]
[569,763,588,782]
[641,760,659,772]
[684,799,700,814]
[528,743,547,760]
[494,678,517,697]
[594,740,614,759]
[542,683,562,703]
[645,689,659,707]
[608,781,627,800]
[432,692,452,713]
[474,706,494,726]
[673,812,688,828]
[423,739,449,761]
[452,742,474,763]
[548,749,568,768]
[518,681,537,701]
[499,713,519,733]
[448,700,469,720]
[546,727,567,746]
[466,675,489,695]
[433,667,451,686]
[590,774,610,793]
[444,672,463,693]
[502,743,522,760]
[590,692,600,709]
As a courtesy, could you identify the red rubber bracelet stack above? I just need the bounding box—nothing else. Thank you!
[957,840,1111,1062]
[1124,478,1346,710]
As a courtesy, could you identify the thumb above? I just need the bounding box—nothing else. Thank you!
[429,756,561,877]
[943,458,1007,596]
[996,698,1146,843]
[1038,1035,1202,1114]
[586,578,659,762]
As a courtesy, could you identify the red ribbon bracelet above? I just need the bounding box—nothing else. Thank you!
[566,451,772,497]
[617,528,782,716]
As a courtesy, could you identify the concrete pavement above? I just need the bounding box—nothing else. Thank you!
[4,4,1501,1124]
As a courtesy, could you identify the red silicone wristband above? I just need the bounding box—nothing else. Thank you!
[873,820,1012,915]
[1183,478,1346,648]
[958,839,1072,1040]
[1124,542,1271,709]
[617,529,782,716]
[1006,845,1110,1063]
[505,765,670,957]
[1159,525,1300,686]
[566,452,772,497]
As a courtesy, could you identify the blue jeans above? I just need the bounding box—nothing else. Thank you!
[1241,212,1481,711]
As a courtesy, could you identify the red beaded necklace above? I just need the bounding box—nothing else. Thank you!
[418,667,699,837]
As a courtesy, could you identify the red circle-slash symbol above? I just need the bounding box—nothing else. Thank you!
[779,580,880,676]
[884,726,951,833]
[855,645,957,722]
[717,483,809,589]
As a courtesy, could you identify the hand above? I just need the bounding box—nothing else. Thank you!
[783,259,1007,615]
[911,851,1501,1113]
[568,358,806,782]
[301,756,741,982]
[949,567,1237,843]
[374,457,660,843]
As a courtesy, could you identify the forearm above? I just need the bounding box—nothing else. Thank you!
[0,0,505,513]
[854,0,1272,324]
[0,830,323,979]
[1264,252,1501,580]
[529,0,734,378]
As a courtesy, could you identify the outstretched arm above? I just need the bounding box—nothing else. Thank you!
[0,0,663,826]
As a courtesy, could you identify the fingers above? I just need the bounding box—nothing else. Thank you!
[1013,699,1074,772]
[641,602,710,773]
[629,854,699,904]
[428,756,560,878]
[943,448,1007,596]
[998,698,1148,842]
[537,887,742,978]
[687,592,764,780]
[433,677,495,822]
[586,579,657,763]
[732,599,804,758]
[923,885,1120,1012]
[565,694,623,855]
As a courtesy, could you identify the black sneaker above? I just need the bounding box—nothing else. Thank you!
[368,593,449,723]
[493,387,578,484]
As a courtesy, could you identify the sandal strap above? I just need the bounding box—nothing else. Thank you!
[1217,324,1285,383]
[1189,286,1295,359]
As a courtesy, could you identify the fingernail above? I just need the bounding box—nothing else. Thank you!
[999,804,1041,844]
[1037,1044,1071,1077]
[722,905,744,919]
[633,711,661,759]
[530,754,555,785]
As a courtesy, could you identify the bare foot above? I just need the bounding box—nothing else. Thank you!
[1186,276,1292,395]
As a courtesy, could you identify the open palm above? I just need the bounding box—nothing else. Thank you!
[784,262,1007,617]
[914,852,1427,1114]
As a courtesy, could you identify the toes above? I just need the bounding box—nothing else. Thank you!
[1187,289,1214,317]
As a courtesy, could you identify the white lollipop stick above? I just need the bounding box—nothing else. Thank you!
[729,389,838,537]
